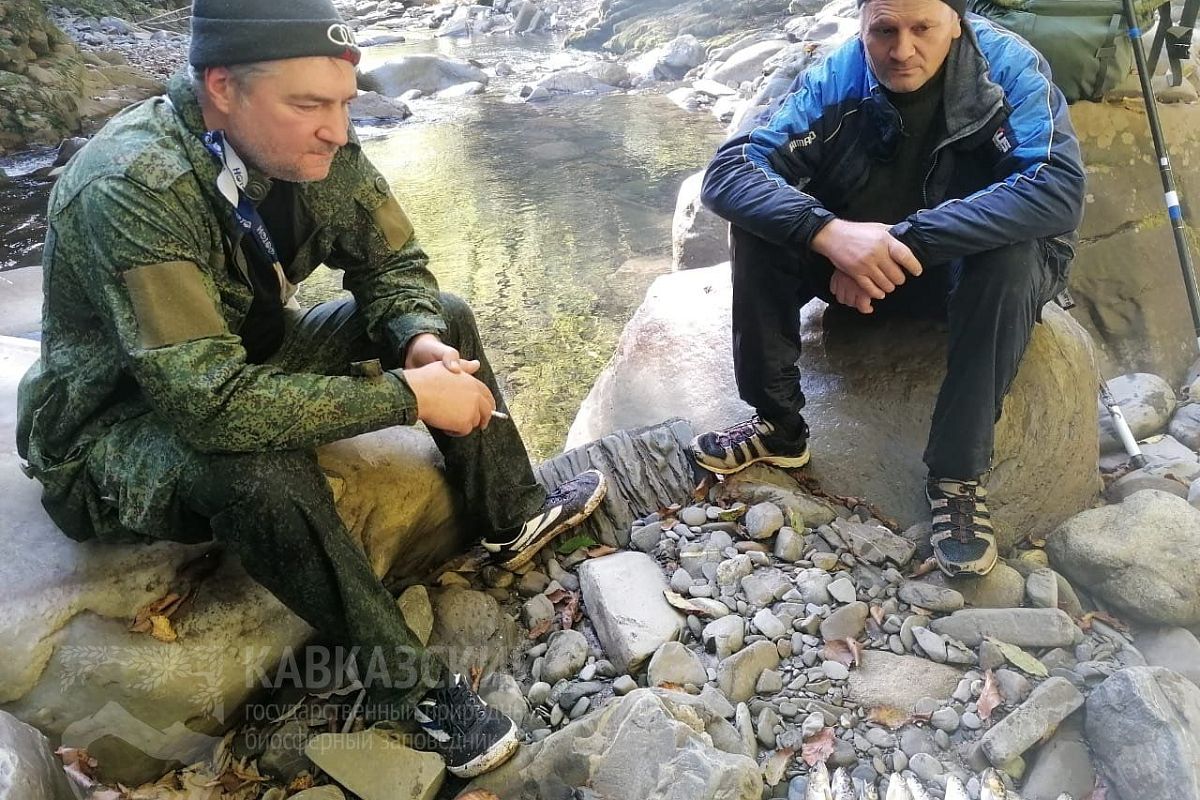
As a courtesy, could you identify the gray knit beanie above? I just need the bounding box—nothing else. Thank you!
[189,0,361,68]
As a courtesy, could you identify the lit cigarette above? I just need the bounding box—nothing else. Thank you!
[491,410,510,420]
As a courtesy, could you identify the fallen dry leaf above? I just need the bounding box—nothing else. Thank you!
[908,558,938,578]
[801,726,837,767]
[287,774,315,792]
[527,618,554,640]
[560,591,581,630]
[977,669,1002,721]
[867,706,918,729]
[1078,610,1129,634]
[149,615,178,643]
[869,605,886,626]
[658,503,682,529]
[693,474,717,504]
[456,792,501,800]
[822,638,864,668]
[586,545,617,559]
[544,587,569,604]
[470,666,483,693]
[986,637,1049,677]
[130,592,185,634]
[762,747,796,786]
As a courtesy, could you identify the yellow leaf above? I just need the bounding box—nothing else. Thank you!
[867,706,916,729]
[986,637,1048,677]
[149,615,177,643]
[763,748,795,785]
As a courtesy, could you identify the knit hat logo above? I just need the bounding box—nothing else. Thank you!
[327,23,356,48]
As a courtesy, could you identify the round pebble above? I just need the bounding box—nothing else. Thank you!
[910,752,944,781]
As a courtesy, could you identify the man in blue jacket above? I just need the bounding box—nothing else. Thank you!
[689,0,1086,576]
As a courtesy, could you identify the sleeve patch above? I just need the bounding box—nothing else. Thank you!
[123,260,227,349]
[373,196,415,252]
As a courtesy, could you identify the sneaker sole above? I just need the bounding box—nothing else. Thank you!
[446,720,520,779]
[497,472,609,571]
[691,448,811,475]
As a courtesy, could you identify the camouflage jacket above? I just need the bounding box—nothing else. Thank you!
[16,73,446,493]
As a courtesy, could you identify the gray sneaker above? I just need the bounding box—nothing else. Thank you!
[482,469,607,570]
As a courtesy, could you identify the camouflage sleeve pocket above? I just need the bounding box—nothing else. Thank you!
[123,260,227,349]
[373,195,415,252]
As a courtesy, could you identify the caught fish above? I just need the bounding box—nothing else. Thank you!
[832,767,855,800]
[884,773,912,800]
[905,774,935,800]
[943,776,971,800]
[857,782,879,800]
[806,762,833,800]
[981,769,1010,800]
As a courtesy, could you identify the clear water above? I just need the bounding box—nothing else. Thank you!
[0,32,726,458]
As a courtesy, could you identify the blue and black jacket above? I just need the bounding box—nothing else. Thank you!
[701,17,1087,268]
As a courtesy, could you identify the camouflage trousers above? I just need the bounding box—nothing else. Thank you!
[77,293,546,714]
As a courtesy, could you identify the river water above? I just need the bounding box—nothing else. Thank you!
[0,32,724,459]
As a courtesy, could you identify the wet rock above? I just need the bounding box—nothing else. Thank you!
[717,640,780,703]
[362,54,489,96]
[1132,626,1200,688]
[1086,667,1200,800]
[672,170,729,272]
[467,689,761,799]
[706,39,789,86]
[844,651,965,713]
[1047,490,1200,625]
[542,630,589,684]
[305,729,444,800]
[1022,715,1095,800]
[930,608,1081,648]
[579,552,684,672]
[349,91,411,121]
[0,711,76,800]
[979,677,1084,765]
[898,581,964,613]
[1097,373,1177,453]
[648,641,708,687]
[820,601,869,641]
[533,70,619,95]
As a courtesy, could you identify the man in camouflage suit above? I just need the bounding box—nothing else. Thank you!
[15,0,606,778]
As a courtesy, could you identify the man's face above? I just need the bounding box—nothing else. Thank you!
[860,0,962,93]
[216,57,357,182]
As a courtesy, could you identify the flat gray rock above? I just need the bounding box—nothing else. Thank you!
[820,602,869,642]
[844,652,964,713]
[832,518,916,567]
[306,730,444,800]
[1132,626,1200,689]
[1086,667,1200,800]
[648,641,708,687]
[898,581,964,613]
[1047,490,1200,626]
[929,608,1081,648]
[579,552,684,672]
[717,640,780,703]
[979,677,1084,765]
[467,689,761,800]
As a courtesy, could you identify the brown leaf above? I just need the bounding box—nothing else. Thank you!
[908,558,938,578]
[586,545,617,559]
[1077,611,1128,634]
[693,474,717,504]
[148,615,178,643]
[867,706,917,729]
[470,666,483,693]
[977,669,1002,721]
[800,726,837,767]
[130,591,189,635]
[658,503,682,529]
[821,638,863,668]
[456,792,502,800]
[287,774,315,792]
[526,618,554,640]
[869,605,886,626]
[560,591,581,630]
[762,747,796,786]
[56,747,99,780]
[544,588,570,604]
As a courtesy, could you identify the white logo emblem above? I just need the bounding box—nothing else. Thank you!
[789,131,818,151]
[327,23,356,48]
[993,128,1013,154]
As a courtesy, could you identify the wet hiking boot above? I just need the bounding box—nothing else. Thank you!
[414,673,520,778]
[690,416,810,475]
[927,477,998,577]
[482,469,607,571]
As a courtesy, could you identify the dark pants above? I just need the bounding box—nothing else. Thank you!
[80,293,546,714]
[731,226,1068,479]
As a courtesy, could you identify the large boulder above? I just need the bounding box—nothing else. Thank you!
[0,711,76,800]
[360,55,489,97]
[1046,490,1200,626]
[0,0,84,152]
[1085,667,1200,800]
[672,171,729,271]
[0,336,466,785]
[465,688,763,799]
[1067,101,1200,387]
[568,264,1101,550]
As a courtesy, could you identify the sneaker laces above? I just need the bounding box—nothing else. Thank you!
[713,416,769,449]
[425,679,488,738]
[932,480,991,544]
